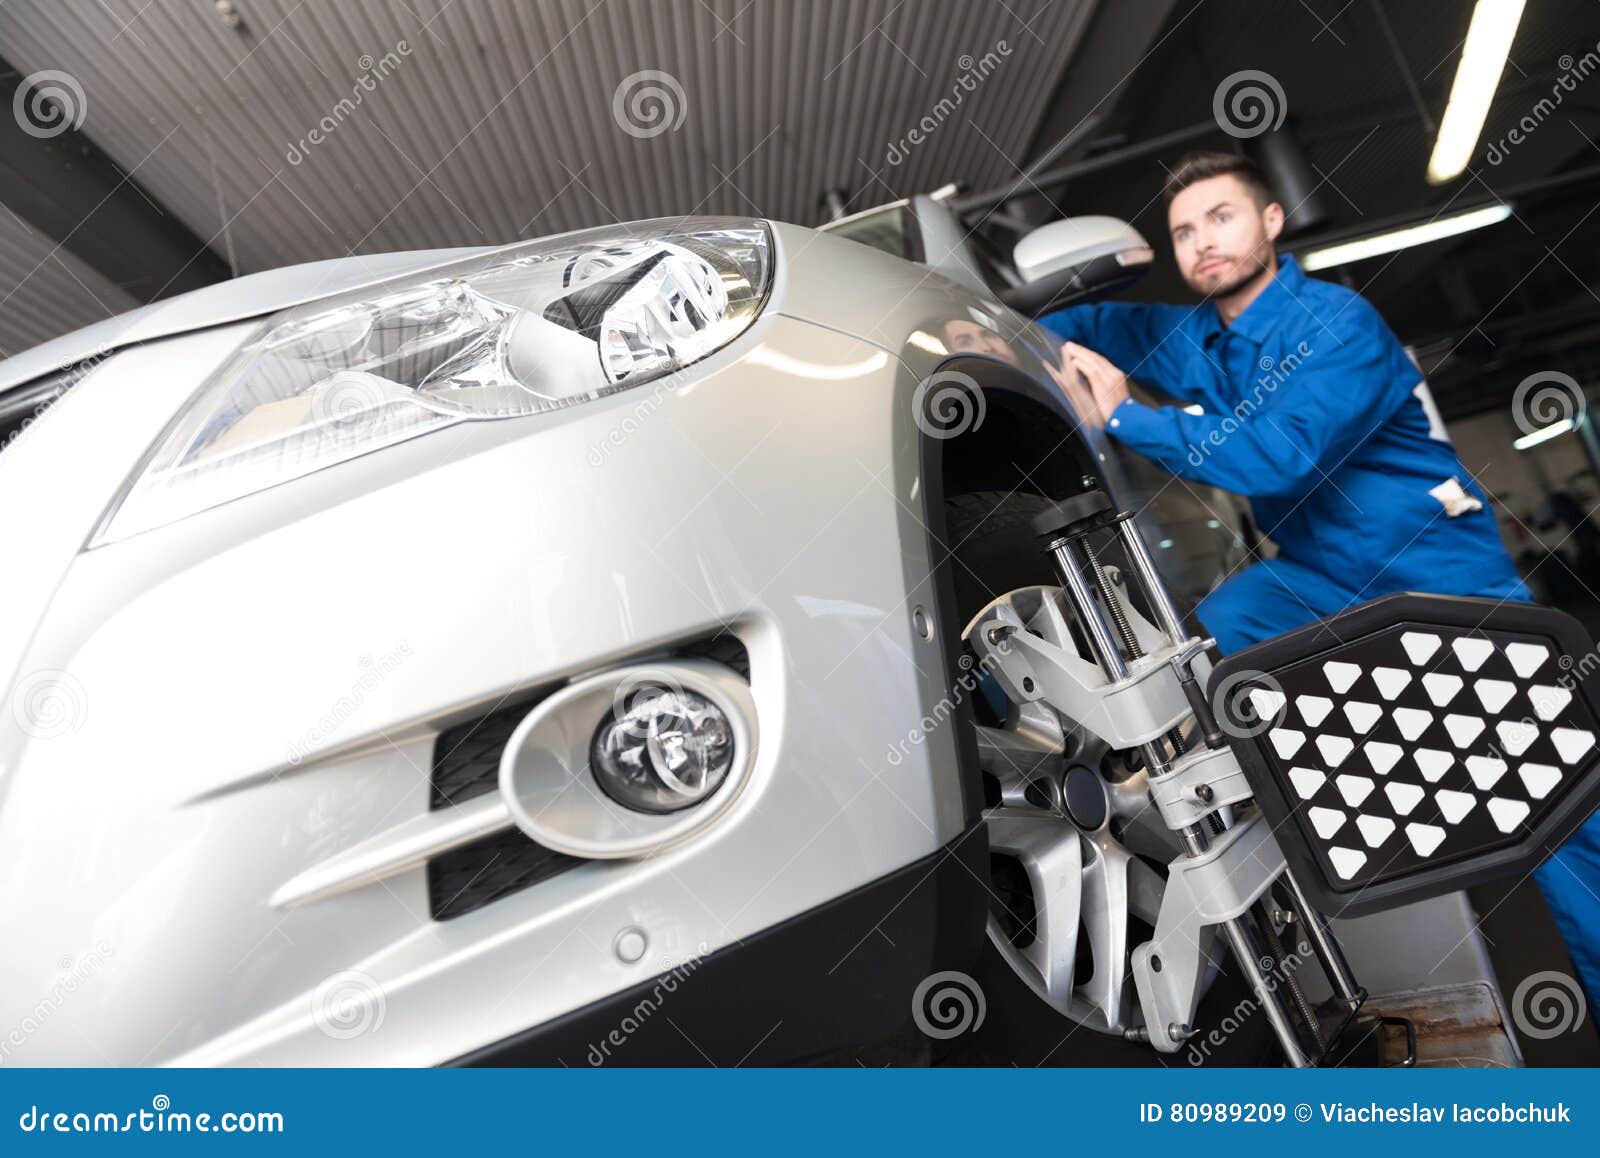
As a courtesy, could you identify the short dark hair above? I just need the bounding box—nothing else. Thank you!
[1163,151,1276,208]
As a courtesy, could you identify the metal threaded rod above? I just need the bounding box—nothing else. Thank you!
[1281,870,1361,1002]
[1253,900,1326,1054]
[1081,532,1191,761]
[1219,918,1312,1067]
[1078,535,1142,661]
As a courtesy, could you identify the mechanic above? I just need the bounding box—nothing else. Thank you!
[1041,149,1598,1007]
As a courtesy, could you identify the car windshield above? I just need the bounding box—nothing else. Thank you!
[819,202,919,261]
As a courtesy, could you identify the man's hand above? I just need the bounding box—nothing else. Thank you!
[1062,341,1132,428]
[1042,358,1099,432]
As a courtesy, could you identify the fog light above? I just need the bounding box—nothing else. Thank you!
[592,687,734,813]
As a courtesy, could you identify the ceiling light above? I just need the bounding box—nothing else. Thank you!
[1514,418,1576,450]
[1300,204,1512,271]
[1427,0,1527,183]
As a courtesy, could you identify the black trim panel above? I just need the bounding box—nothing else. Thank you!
[448,821,989,1066]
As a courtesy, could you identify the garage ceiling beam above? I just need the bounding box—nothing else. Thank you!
[0,60,231,303]
[1001,0,1185,220]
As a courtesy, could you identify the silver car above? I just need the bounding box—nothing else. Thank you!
[0,198,1533,1067]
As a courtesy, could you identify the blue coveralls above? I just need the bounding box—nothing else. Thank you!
[1044,254,1600,1006]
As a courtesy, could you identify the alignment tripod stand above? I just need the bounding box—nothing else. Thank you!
[966,486,1374,1066]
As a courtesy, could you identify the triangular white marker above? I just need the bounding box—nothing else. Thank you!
[1296,695,1334,727]
[1495,719,1538,757]
[1414,748,1454,781]
[1328,846,1368,880]
[1487,797,1531,833]
[1343,700,1383,734]
[1473,679,1516,714]
[1288,767,1326,800]
[1505,642,1550,679]
[1394,707,1433,741]
[1371,667,1412,699]
[1435,788,1476,825]
[1421,672,1463,707]
[1270,728,1306,760]
[1452,637,1494,672]
[1402,632,1442,665]
[1364,741,1403,776]
[1337,774,1375,807]
[1317,734,1355,768]
[1518,763,1562,799]
[1406,822,1446,857]
[1323,660,1361,694]
[1309,806,1346,839]
[1249,687,1286,724]
[1530,685,1572,722]
[1356,814,1396,848]
[1444,714,1485,748]
[1385,781,1425,815]
[1465,755,1508,791]
[1552,727,1596,766]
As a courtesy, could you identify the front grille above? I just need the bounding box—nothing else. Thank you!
[428,828,581,921]
[679,630,751,680]
[430,691,550,812]
[425,630,750,920]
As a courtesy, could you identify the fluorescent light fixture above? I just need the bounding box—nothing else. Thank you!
[1427,0,1526,183]
[1513,418,1576,450]
[1300,204,1512,271]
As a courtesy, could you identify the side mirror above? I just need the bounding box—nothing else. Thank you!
[1001,216,1153,317]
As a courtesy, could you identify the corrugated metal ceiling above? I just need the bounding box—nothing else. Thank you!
[0,0,1095,352]
[0,208,140,359]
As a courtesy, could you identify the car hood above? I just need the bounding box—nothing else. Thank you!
[0,245,492,395]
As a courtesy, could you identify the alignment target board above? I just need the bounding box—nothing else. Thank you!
[1210,593,1600,916]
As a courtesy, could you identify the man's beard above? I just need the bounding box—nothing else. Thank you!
[1188,251,1273,300]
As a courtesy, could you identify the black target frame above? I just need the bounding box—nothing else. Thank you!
[1210,592,1600,917]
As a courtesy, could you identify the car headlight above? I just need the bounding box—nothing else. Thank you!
[91,218,771,545]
